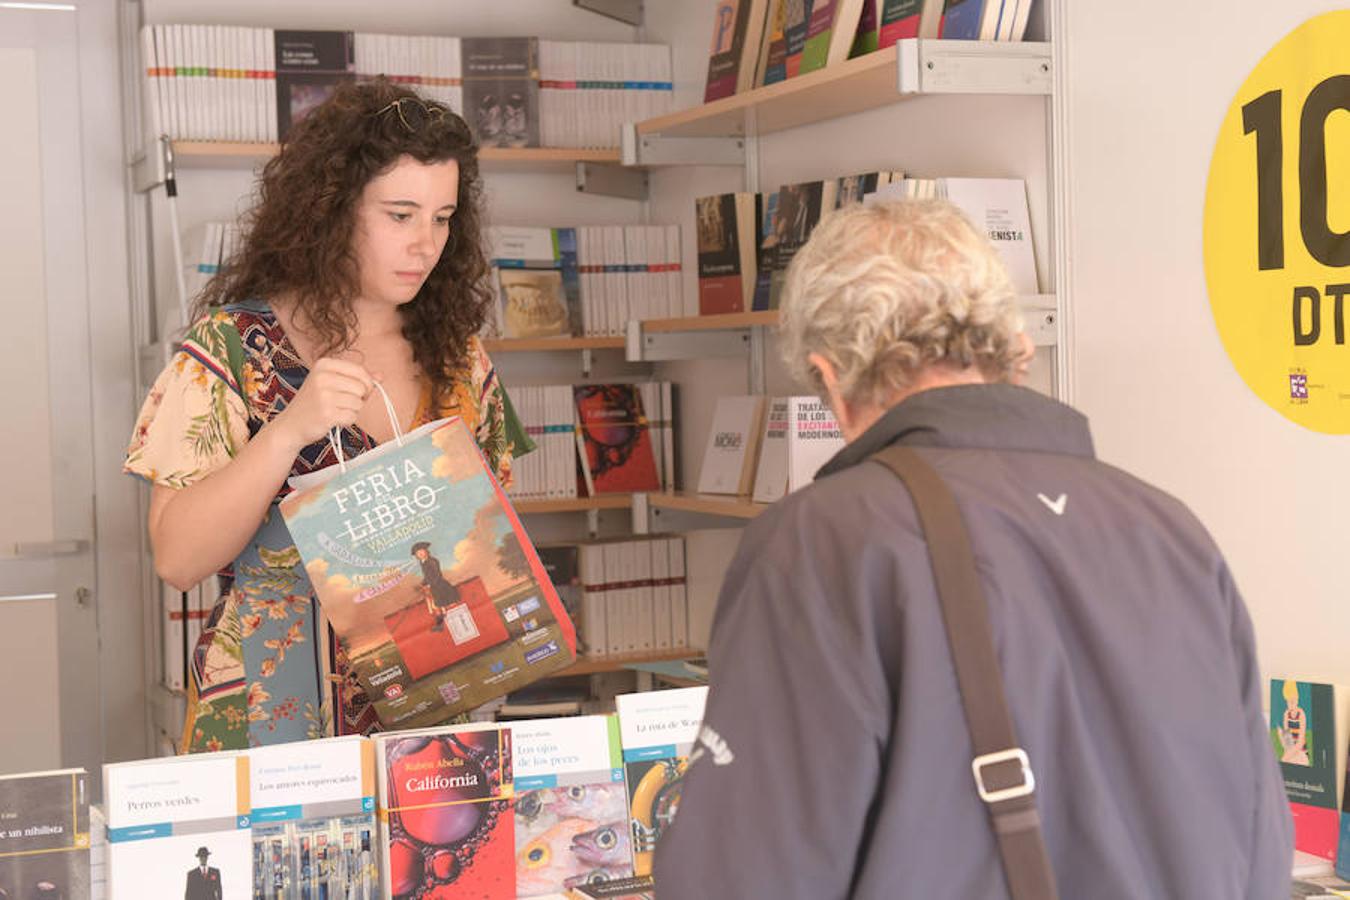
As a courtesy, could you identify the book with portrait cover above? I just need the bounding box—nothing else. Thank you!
[573,385,660,494]
[1272,679,1343,861]
[274,30,355,141]
[512,715,632,896]
[0,769,89,900]
[104,753,252,900]
[695,192,760,315]
[703,0,770,101]
[614,687,708,877]
[462,37,540,148]
[279,416,577,731]
[249,735,379,899]
[375,723,514,899]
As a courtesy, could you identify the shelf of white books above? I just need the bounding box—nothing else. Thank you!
[483,335,627,353]
[629,40,1051,147]
[163,141,624,174]
[512,495,634,515]
[557,648,704,677]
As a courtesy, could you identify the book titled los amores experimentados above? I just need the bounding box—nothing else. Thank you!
[281,416,576,731]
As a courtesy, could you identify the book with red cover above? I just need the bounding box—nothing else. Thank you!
[574,385,660,494]
[377,724,514,898]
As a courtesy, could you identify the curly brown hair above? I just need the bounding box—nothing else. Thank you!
[197,78,493,403]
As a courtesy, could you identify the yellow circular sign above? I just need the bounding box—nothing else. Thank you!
[1203,11,1350,433]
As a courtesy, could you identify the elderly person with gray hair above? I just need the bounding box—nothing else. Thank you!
[654,200,1290,900]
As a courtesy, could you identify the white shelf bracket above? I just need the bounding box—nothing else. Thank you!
[626,320,753,363]
[621,124,747,166]
[576,162,649,201]
[897,39,1052,95]
[572,0,642,26]
[631,492,651,536]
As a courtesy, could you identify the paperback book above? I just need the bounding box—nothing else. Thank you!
[574,385,661,494]
[0,769,89,900]
[512,715,631,896]
[695,192,760,315]
[376,724,515,898]
[280,416,577,731]
[105,753,252,900]
[1273,679,1341,860]
[614,687,708,877]
[462,37,540,148]
[274,30,355,141]
[249,736,378,899]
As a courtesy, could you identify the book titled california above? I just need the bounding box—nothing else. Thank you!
[0,769,89,900]
[280,417,576,731]
[574,385,660,494]
[695,192,759,315]
[376,723,515,899]
[614,687,708,877]
[513,715,631,896]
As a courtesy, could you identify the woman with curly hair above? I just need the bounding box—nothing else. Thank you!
[125,80,530,751]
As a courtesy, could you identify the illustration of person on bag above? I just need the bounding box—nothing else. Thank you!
[412,541,459,631]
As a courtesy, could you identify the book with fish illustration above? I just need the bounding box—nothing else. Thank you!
[280,416,576,731]
[104,753,252,900]
[375,723,515,899]
[614,687,708,877]
[0,769,90,900]
[512,714,632,896]
[249,735,378,899]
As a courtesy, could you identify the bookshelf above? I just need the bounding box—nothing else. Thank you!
[483,335,626,353]
[512,495,632,515]
[555,648,703,677]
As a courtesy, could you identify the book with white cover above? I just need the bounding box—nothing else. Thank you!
[668,537,688,649]
[579,543,607,658]
[939,177,1038,295]
[105,752,252,900]
[751,396,791,504]
[249,736,379,900]
[696,395,766,495]
[614,686,708,876]
[511,715,630,897]
[786,397,845,493]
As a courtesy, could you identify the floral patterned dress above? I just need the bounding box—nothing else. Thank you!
[125,299,528,752]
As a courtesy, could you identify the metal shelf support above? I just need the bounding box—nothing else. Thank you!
[621,125,747,166]
[897,39,1052,96]
[626,320,753,363]
[573,0,642,26]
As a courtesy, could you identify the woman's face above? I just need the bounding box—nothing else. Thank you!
[352,154,460,308]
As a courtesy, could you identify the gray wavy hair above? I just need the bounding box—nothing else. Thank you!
[780,198,1025,408]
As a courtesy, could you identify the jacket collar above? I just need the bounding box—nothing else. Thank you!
[816,384,1095,479]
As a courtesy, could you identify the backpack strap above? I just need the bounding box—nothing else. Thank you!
[871,444,1059,900]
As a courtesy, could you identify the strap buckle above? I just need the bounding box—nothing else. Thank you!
[971,747,1036,804]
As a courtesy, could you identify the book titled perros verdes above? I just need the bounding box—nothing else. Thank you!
[281,416,577,731]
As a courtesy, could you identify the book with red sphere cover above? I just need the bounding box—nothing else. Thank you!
[376,724,515,899]
[573,386,660,495]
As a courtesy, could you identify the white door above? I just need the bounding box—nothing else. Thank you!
[0,6,103,776]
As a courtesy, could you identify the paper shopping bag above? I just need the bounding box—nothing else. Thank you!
[280,415,577,730]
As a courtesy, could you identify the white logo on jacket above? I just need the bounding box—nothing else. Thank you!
[689,723,735,767]
[1037,493,1068,516]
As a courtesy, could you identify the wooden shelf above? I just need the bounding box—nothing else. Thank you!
[168,141,622,173]
[647,492,768,520]
[556,649,704,677]
[483,335,626,353]
[512,495,633,515]
[642,311,780,333]
[636,46,902,139]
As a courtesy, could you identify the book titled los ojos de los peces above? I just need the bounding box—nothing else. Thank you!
[280,415,577,732]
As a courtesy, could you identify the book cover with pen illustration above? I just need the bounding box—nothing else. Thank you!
[280,417,576,731]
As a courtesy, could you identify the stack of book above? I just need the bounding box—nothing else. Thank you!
[486,225,684,340]
[507,381,676,502]
[139,27,673,147]
[579,537,690,660]
[704,0,1038,102]
[697,173,1038,315]
[696,394,847,502]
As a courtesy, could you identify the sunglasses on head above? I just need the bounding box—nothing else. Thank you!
[372,97,473,141]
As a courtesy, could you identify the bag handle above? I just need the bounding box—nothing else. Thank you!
[871,444,1059,900]
[327,381,405,473]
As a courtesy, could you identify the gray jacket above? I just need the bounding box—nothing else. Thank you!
[654,385,1291,900]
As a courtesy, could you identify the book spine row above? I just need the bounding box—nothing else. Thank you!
[579,537,689,659]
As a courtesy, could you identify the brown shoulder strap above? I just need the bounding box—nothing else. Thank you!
[872,444,1059,900]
